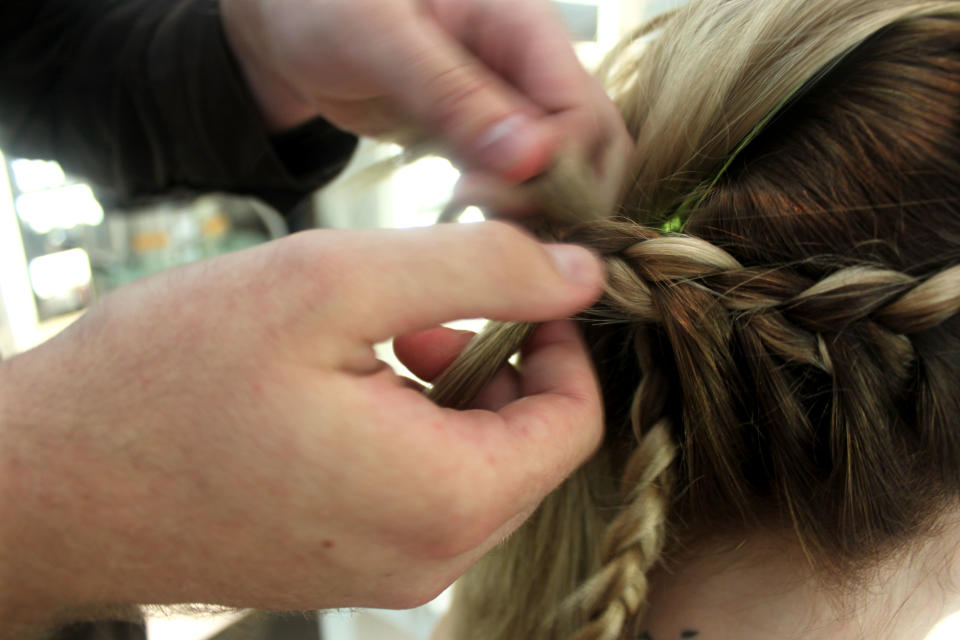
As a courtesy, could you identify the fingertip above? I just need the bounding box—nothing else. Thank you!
[473,115,556,181]
[544,244,604,286]
[451,172,538,218]
[394,327,476,382]
[543,244,607,304]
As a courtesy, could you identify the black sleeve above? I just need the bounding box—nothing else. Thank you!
[0,0,358,212]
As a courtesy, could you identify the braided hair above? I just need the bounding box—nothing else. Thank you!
[430,1,960,638]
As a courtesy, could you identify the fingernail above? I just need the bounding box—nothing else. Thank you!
[475,115,547,180]
[545,244,603,286]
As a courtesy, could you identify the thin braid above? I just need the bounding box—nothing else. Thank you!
[568,330,676,640]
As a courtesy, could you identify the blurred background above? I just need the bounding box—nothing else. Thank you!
[5,0,958,639]
[0,0,687,361]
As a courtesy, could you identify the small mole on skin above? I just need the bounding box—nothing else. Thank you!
[322,539,335,549]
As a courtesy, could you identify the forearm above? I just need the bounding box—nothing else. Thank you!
[0,316,192,631]
[0,324,162,635]
[0,334,185,640]
[0,346,78,633]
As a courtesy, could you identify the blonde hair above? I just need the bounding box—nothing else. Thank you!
[429,1,960,639]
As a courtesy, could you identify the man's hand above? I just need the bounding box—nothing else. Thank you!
[0,222,604,626]
[221,0,631,187]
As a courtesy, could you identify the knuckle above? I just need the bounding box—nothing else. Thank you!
[277,230,350,297]
[265,231,356,329]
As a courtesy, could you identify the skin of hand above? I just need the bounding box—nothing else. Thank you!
[220,0,632,190]
[0,222,604,629]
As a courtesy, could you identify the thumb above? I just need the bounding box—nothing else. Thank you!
[323,222,604,343]
[378,19,557,181]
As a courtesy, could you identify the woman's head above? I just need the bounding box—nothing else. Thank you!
[597,0,960,564]
[432,1,960,638]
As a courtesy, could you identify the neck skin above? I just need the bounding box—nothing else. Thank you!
[640,514,960,640]
[431,509,960,640]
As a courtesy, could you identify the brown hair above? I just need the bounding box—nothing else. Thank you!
[430,1,960,639]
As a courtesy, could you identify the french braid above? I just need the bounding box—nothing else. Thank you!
[431,2,960,639]
[431,218,960,639]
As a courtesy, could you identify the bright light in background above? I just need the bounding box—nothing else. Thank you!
[0,148,40,356]
[927,610,960,639]
[558,0,627,68]
[145,610,247,640]
[392,156,461,228]
[458,207,485,224]
[28,248,92,300]
[10,158,67,192]
[16,183,104,234]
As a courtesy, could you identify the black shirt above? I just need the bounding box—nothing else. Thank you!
[0,0,358,212]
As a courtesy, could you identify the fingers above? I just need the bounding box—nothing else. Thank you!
[374,0,631,184]
[373,11,556,181]
[394,326,522,410]
[548,90,635,215]
[429,0,588,116]
[393,327,475,381]
[427,0,634,194]
[447,172,537,220]
[319,222,604,344]
[451,320,603,521]
[382,320,600,558]
[348,319,600,564]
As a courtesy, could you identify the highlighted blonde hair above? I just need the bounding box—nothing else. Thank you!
[429,1,960,638]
